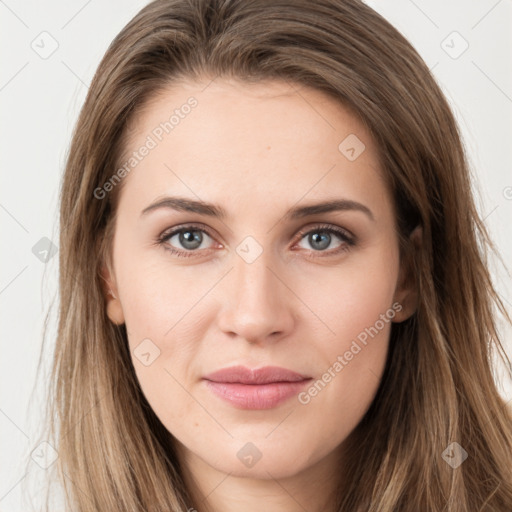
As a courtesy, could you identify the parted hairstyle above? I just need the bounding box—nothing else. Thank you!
[35,0,512,510]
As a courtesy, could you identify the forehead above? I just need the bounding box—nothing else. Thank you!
[115,78,392,222]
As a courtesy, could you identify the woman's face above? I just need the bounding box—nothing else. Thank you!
[103,78,415,482]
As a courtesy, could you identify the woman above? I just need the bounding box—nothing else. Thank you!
[39,0,512,510]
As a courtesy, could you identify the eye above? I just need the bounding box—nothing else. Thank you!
[157,224,218,258]
[156,222,355,258]
[294,224,355,256]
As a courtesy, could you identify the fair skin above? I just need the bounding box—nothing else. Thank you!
[102,78,418,512]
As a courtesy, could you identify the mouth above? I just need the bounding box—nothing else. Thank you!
[202,365,312,410]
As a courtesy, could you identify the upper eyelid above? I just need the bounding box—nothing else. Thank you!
[296,223,354,240]
[160,222,217,241]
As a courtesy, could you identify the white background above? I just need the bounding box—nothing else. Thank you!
[1,1,511,510]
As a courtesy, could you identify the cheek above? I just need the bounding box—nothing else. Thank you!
[117,254,211,354]
[295,241,399,350]
[116,257,211,426]
[292,245,398,416]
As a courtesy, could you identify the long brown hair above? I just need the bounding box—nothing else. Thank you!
[35,0,512,510]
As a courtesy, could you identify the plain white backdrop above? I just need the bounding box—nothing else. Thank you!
[1,1,511,510]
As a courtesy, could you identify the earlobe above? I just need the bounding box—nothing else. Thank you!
[106,298,125,325]
[99,262,125,325]
[392,225,422,323]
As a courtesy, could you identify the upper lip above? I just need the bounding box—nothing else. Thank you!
[203,365,311,384]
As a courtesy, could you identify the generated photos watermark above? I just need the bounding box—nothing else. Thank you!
[93,96,198,200]
[298,301,403,405]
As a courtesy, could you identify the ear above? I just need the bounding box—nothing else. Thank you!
[99,261,125,325]
[392,225,422,323]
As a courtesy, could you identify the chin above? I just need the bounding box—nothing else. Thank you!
[200,436,328,480]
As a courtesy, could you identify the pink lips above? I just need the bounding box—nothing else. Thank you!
[203,365,312,410]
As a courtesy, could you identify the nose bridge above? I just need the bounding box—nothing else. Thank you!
[217,245,293,342]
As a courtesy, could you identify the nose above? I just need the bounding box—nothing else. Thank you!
[216,251,295,345]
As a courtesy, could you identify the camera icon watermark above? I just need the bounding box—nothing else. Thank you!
[30,31,59,60]
[133,338,161,366]
[236,236,263,264]
[338,134,366,162]
[442,442,468,468]
[441,31,469,60]
[31,441,58,469]
[237,442,262,468]
[32,237,58,263]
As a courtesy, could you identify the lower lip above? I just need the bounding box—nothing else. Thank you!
[204,380,311,410]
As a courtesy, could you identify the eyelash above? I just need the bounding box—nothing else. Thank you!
[156,223,356,259]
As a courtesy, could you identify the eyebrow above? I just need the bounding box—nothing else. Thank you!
[141,196,375,221]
